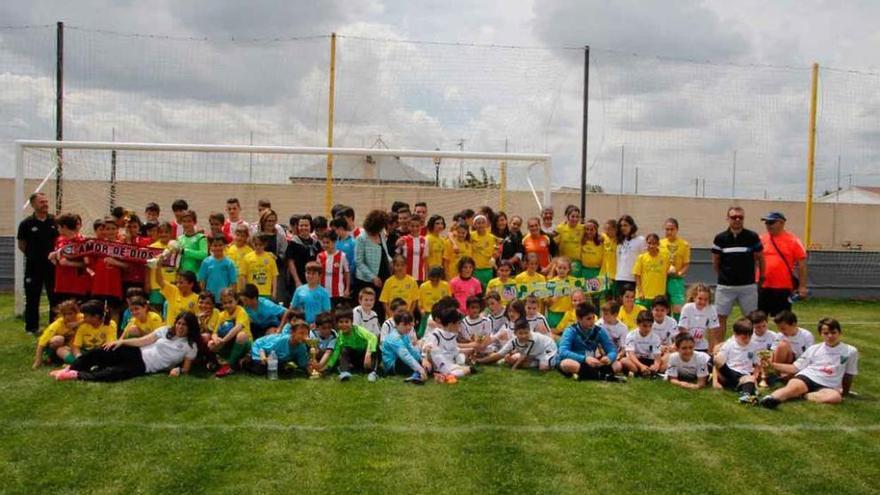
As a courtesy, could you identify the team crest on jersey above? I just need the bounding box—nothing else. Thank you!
[840,355,848,364]
[747,352,754,360]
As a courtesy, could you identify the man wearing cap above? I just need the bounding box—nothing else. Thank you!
[711,206,764,351]
[759,211,807,316]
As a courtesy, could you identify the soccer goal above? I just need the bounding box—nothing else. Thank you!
[13,139,552,314]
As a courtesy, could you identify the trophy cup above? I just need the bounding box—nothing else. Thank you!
[305,338,321,379]
[147,239,180,269]
[757,349,773,389]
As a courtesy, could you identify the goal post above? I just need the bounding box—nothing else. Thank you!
[13,139,552,315]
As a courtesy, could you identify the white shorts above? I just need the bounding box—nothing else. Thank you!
[715,284,758,316]
[433,354,466,375]
[528,354,558,369]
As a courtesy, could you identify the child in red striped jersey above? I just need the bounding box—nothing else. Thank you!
[397,214,428,283]
[318,230,350,308]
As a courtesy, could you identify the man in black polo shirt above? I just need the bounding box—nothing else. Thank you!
[16,192,59,334]
[711,206,765,351]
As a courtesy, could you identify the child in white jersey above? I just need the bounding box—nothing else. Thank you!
[422,304,472,383]
[353,287,380,337]
[713,317,760,403]
[623,311,663,377]
[599,300,628,374]
[524,295,550,335]
[677,283,719,354]
[460,295,493,355]
[665,333,709,390]
[771,310,815,370]
[650,295,678,352]
[475,319,558,371]
[761,318,858,409]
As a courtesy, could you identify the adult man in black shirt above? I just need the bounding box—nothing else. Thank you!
[16,192,59,334]
[711,206,765,350]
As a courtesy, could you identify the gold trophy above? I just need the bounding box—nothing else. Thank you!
[757,349,773,389]
[305,338,321,379]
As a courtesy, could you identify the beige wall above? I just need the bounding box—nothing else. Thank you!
[4,178,879,250]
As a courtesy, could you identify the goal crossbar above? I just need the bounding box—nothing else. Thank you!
[13,139,553,314]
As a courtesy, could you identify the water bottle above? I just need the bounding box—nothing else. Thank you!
[267,351,278,381]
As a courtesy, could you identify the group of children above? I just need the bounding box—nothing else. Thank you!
[33,198,859,409]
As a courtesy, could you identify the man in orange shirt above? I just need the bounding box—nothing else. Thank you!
[758,211,808,316]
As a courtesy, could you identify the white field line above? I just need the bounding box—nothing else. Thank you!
[0,420,878,434]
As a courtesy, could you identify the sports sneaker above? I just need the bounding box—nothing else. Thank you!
[738,393,758,405]
[604,374,627,383]
[367,371,378,382]
[759,395,780,409]
[55,369,78,381]
[214,364,233,378]
[339,371,352,382]
[445,374,458,384]
[404,372,424,385]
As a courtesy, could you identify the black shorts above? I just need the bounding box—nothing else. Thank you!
[718,364,746,391]
[638,357,655,367]
[758,288,792,317]
[795,374,829,393]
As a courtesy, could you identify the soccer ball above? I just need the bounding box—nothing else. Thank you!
[217,320,236,338]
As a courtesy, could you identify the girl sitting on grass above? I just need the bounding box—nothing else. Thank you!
[52,312,200,382]
[33,300,82,369]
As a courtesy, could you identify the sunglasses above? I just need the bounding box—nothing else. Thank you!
[728,215,744,220]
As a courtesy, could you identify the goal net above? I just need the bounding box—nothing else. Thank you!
[14,140,551,313]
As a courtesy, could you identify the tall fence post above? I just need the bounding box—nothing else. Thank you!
[55,21,64,213]
[805,63,819,249]
[325,33,337,217]
[580,45,590,215]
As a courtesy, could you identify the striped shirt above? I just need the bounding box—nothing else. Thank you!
[318,250,348,298]
[398,234,427,281]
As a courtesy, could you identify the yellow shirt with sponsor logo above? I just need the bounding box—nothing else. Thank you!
[160,284,199,327]
[425,233,446,272]
[239,251,278,296]
[486,277,518,305]
[38,314,83,347]
[381,274,420,306]
[226,243,254,276]
[469,230,497,269]
[633,251,671,300]
[555,222,585,261]
[216,305,252,340]
[73,321,117,351]
[580,240,604,269]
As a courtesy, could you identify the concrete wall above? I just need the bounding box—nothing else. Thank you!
[3,178,880,250]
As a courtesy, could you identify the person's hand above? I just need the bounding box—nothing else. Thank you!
[419,369,429,381]
[363,353,372,369]
[169,367,181,377]
[599,356,611,366]
[102,341,122,351]
[586,356,601,367]
[713,380,723,390]
[260,355,268,365]
[373,277,383,288]
[343,288,350,298]
[668,266,677,275]
[797,286,808,299]
[32,358,42,370]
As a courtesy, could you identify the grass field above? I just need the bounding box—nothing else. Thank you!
[0,294,877,494]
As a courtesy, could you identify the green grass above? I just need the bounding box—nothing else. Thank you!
[0,294,878,494]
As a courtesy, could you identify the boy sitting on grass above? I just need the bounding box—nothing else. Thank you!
[380,310,428,384]
[308,311,337,376]
[557,303,622,382]
[474,318,558,372]
[422,306,472,383]
[246,319,310,376]
[325,307,378,382]
[665,333,710,390]
[623,310,663,378]
[713,317,760,403]
[761,317,858,409]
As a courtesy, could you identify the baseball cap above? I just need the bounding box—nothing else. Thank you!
[761,211,786,222]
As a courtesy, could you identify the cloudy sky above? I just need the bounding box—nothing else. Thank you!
[1,0,878,199]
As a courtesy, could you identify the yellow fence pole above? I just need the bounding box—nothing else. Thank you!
[499,160,507,211]
[804,62,819,249]
[325,33,337,216]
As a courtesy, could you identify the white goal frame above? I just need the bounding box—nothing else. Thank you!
[13,139,552,314]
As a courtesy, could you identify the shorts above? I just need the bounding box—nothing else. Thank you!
[666,277,686,306]
[528,354,559,369]
[794,374,829,393]
[718,364,747,391]
[758,288,792,317]
[557,361,614,381]
[714,284,758,316]
[637,356,655,367]
[433,354,466,375]
[474,268,494,290]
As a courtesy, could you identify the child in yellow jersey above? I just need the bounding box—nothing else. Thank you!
[554,206,585,276]
[554,289,587,336]
[33,300,82,368]
[226,224,254,280]
[618,288,647,330]
[486,260,518,305]
[381,255,420,316]
[600,220,618,296]
[239,234,278,298]
[197,292,221,339]
[210,288,253,377]
[418,266,451,338]
[147,222,177,310]
[154,268,199,327]
[469,214,497,289]
[72,300,118,358]
[547,257,580,330]
[660,218,691,318]
[443,221,472,281]
[424,215,447,275]
[633,233,671,308]
[514,252,546,299]
[580,219,605,281]
[120,296,164,339]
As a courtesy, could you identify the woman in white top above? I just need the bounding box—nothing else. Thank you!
[614,214,646,297]
[52,312,200,382]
